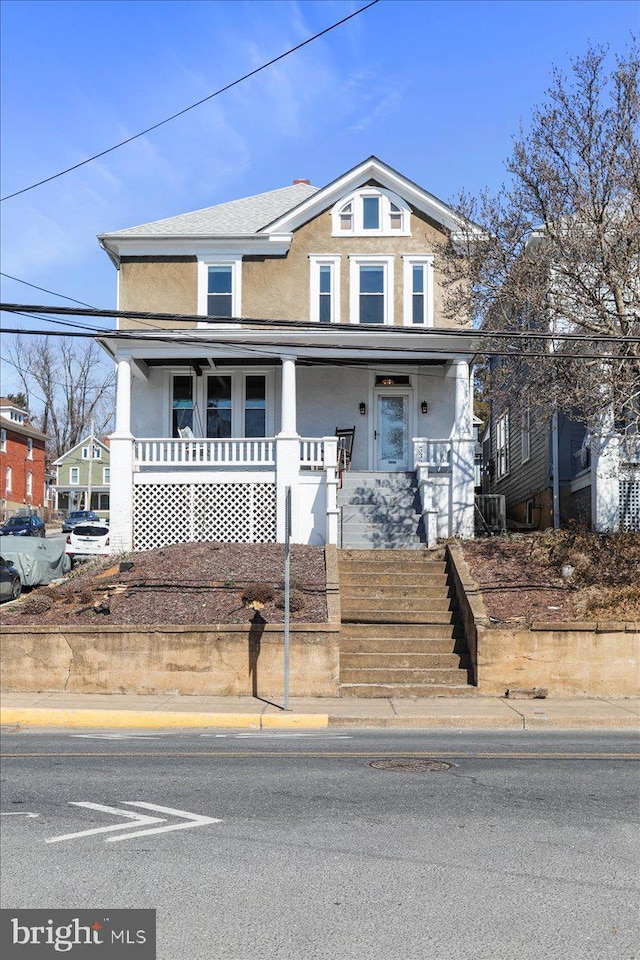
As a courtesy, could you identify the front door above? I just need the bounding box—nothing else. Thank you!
[375,393,409,470]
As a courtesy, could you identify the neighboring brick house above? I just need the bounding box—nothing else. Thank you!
[53,435,111,516]
[0,398,49,517]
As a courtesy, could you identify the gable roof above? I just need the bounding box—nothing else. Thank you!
[52,435,111,467]
[99,183,318,240]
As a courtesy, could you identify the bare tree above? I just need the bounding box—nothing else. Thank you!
[443,43,640,434]
[7,334,115,459]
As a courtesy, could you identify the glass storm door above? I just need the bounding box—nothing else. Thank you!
[375,394,409,469]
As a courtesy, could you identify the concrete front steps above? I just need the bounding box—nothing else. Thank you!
[339,471,425,549]
[338,549,474,698]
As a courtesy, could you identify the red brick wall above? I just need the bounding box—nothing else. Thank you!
[0,428,47,508]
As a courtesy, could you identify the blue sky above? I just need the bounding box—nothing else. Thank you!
[0,0,637,392]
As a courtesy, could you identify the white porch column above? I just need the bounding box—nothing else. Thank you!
[108,357,134,552]
[450,359,475,539]
[276,355,300,542]
[591,406,620,532]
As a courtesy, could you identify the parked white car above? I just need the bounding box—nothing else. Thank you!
[65,522,111,560]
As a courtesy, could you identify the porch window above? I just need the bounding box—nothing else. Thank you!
[244,376,266,437]
[496,412,510,479]
[207,375,232,438]
[207,266,233,318]
[98,493,110,511]
[172,375,194,437]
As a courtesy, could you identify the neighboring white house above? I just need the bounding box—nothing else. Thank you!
[96,157,478,551]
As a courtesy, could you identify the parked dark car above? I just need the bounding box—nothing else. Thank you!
[0,515,46,538]
[62,510,101,533]
[0,556,21,602]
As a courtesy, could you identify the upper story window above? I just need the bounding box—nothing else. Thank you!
[402,255,434,326]
[103,467,111,484]
[26,471,32,496]
[69,466,80,485]
[82,445,102,460]
[5,466,12,492]
[496,412,510,479]
[27,438,33,459]
[1,429,6,452]
[309,255,341,324]
[349,256,394,325]
[332,188,411,237]
[197,257,242,323]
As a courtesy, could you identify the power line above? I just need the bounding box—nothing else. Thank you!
[0,272,97,308]
[2,302,638,345]
[0,1,381,203]
[1,326,636,363]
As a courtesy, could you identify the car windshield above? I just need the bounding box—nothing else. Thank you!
[3,517,28,528]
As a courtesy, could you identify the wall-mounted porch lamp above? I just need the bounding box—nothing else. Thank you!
[359,401,367,415]
[421,401,429,414]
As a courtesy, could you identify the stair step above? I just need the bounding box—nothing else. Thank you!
[340,636,468,654]
[340,622,462,638]
[341,611,455,625]
[341,652,469,669]
[340,585,452,600]
[340,667,470,684]
[339,683,477,699]
[338,558,446,571]
[342,597,453,612]
[338,574,450,588]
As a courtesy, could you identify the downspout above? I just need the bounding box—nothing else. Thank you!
[551,407,560,530]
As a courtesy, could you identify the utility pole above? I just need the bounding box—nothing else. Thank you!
[86,419,94,511]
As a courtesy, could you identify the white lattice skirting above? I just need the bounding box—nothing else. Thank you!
[133,482,277,549]
[619,481,640,532]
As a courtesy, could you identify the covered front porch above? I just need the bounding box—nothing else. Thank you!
[99,326,477,550]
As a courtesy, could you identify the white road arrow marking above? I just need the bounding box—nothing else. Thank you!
[45,802,222,844]
[1,812,39,818]
[105,802,222,842]
[46,802,166,843]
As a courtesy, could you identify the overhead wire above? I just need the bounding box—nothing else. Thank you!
[0,0,381,202]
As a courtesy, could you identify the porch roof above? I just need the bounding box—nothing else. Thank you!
[96,326,479,366]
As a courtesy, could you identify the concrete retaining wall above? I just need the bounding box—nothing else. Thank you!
[447,545,640,697]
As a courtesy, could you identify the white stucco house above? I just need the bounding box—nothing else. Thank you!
[96,157,478,551]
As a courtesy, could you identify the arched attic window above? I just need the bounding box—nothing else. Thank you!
[331,188,411,237]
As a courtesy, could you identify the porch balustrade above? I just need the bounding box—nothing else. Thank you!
[413,437,452,470]
[133,437,337,470]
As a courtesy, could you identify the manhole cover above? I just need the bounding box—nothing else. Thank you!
[369,758,452,773]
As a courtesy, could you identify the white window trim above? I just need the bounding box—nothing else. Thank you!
[103,467,110,484]
[81,446,89,459]
[27,437,33,459]
[496,412,510,479]
[332,188,411,237]
[197,256,242,327]
[402,255,434,327]
[26,471,32,496]
[309,255,341,324]
[349,255,395,326]
[5,466,12,492]
[521,408,531,463]
[1,429,6,453]
[69,466,80,485]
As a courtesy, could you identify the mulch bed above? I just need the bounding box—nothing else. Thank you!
[462,530,640,625]
[5,543,328,627]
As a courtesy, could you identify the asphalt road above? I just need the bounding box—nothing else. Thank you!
[1,729,638,960]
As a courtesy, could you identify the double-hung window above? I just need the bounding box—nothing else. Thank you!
[244,376,266,437]
[349,256,394,325]
[496,412,510,479]
[103,468,111,484]
[69,466,79,485]
[309,256,340,324]
[197,257,242,323]
[207,376,233,438]
[402,255,434,326]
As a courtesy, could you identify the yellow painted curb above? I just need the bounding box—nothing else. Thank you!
[261,713,329,729]
[0,708,329,731]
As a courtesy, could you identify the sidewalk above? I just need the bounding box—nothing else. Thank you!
[1,692,639,731]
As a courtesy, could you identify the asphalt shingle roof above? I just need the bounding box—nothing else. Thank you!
[102,183,319,238]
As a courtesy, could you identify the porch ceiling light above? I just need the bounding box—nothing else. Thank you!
[359,402,367,415]
[381,377,394,386]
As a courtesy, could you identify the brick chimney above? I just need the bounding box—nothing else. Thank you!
[292,179,310,185]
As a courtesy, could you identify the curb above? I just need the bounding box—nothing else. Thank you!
[0,708,329,731]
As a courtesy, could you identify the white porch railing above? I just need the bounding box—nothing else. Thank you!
[413,437,452,470]
[299,438,328,468]
[134,438,276,467]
